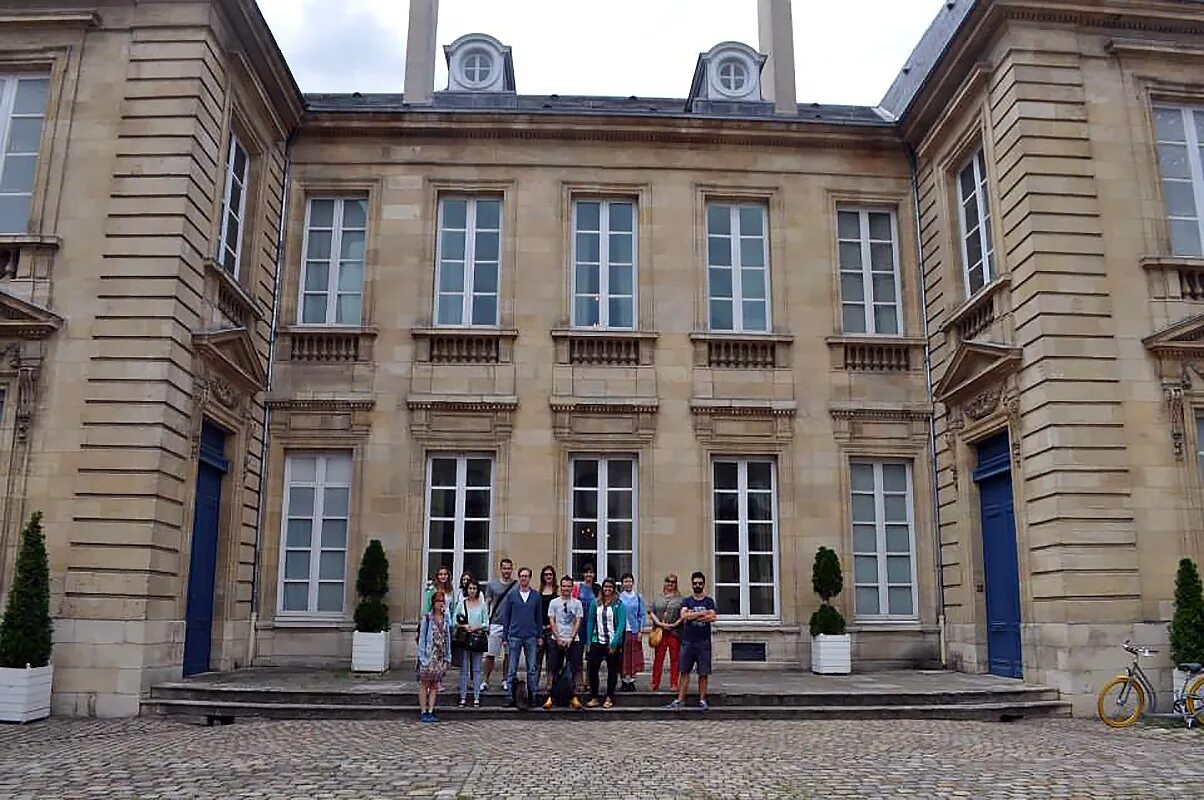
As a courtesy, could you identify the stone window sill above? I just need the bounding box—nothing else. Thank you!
[550,328,658,365]
[689,331,793,368]
[0,234,61,280]
[412,327,519,364]
[942,274,1009,342]
[279,326,378,362]
[1142,255,1204,301]
[204,257,264,327]
[825,335,925,372]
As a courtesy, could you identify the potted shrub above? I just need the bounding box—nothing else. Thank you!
[809,545,851,674]
[0,512,53,722]
[1170,557,1204,696]
[351,539,390,672]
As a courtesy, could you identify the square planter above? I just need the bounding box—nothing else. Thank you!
[352,631,390,673]
[0,664,52,723]
[811,634,851,674]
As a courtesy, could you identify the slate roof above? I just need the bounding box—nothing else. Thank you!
[879,0,981,120]
[303,92,893,127]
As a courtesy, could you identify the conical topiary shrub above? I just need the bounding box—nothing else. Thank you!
[353,539,389,633]
[808,545,846,637]
[0,511,52,668]
[1170,557,1204,666]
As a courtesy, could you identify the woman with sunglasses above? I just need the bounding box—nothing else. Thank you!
[648,573,684,692]
[584,577,627,709]
[535,565,558,692]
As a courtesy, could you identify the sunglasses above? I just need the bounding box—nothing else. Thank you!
[692,583,704,588]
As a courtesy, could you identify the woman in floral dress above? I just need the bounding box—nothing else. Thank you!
[417,591,453,722]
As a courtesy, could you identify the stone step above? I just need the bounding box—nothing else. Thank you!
[148,684,1061,708]
[142,697,1072,723]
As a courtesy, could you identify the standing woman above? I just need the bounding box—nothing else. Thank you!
[536,565,558,691]
[572,563,599,693]
[618,572,647,691]
[648,573,684,692]
[423,565,455,614]
[584,577,627,709]
[417,591,453,722]
[451,571,473,669]
[456,579,489,707]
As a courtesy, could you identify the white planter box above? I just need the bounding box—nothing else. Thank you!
[0,664,52,723]
[352,631,390,673]
[811,634,851,674]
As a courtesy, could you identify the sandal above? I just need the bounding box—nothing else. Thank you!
[602,698,613,709]
[585,698,600,708]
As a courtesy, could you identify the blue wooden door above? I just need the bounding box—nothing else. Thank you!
[183,421,228,677]
[974,432,1023,679]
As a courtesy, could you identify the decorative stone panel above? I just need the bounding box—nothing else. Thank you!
[690,332,792,369]
[279,327,377,363]
[942,275,1011,345]
[830,404,932,445]
[202,257,264,331]
[549,398,658,443]
[690,399,796,445]
[826,336,925,372]
[411,327,518,365]
[266,397,375,436]
[550,329,656,366]
[406,394,517,443]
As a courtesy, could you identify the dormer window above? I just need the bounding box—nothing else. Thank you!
[716,58,749,96]
[687,42,767,112]
[443,33,515,94]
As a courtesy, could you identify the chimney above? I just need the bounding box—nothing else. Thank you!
[758,0,797,115]
[404,0,439,104]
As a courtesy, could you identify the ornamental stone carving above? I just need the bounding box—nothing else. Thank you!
[963,387,1002,421]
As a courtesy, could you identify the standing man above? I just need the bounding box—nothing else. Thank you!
[668,571,717,711]
[499,566,542,707]
[483,558,515,694]
[544,575,584,709]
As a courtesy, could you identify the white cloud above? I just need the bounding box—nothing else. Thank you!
[257,0,942,105]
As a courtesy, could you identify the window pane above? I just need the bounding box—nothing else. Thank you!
[575,296,599,326]
[715,585,740,615]
[716,555,740,584]
[609,202,633,232]
[442,199,467,228]
[470,295,497,325]
[739,237,764,267]
[286,518,312,548]
[290,457,317,482]
[741,268,766,299]
[607,553,633,583]
[321,519,347,550]
[474,262,498,294]
[282,583,308,611]
[713,462,738,490]
[323,487,349,517]
[853,523,876,553]
[464,489,489,518]
[715,523,739,553]
[870,243,894,271]
[868,213,892,241]
[609,233,632,264]
[13,79,49,115]
[573,459,599,487]
[306,230,332,260]
[1155,107,1186,141]
[886,524,910,554]
[608,298,633,328]
[1158,143,1192,180]
[319,551,345,581]
[958,163,976,199]
[284,551,308,580]
[850,463,874,492]
[6,118,43,154]
[747,492,773,522]
[466,459,491,487]
[304,262,329,293]
[431,458,457,486]
[874,306,899,335]
[888,587,913,616]
[576,263,600,293]
[747,462,772,489]
[882,464,907,492]
[709,299,733,330]
[749,554,774,583]
[842,305,866,334]
[0,155,35,193]
[577,232,600,263]
[837,211,860,239]
[573,521,598,551]
[708,267,733,298]
[854,555,878,583]
[441,230,465,261]
[340,230,365,260]
[1163,181,1198,218]
[707,205,730,235]
[1171,219,1203,257]
[475,231,499,261]
[839,241,862,269]
[607,521,633,551]
[463,552,490,584]
[738,205,763,235]
[841,273,865,303]
[748,585,774,616]
[464,520,489,551]
[851,494,875,523]
[742,300,766,331]
[714,492,738,521]
[887,555,912,584]
[855,586,879,616]
[885,495,907,526]
[475,198,500,229]
[289,487,314,516]
[609,263,633,294]
[748,522,773,553]
[573,490,597,519]
[430,488,456,517]
[316,583,343,613]
[576,201,600,230]
[343,198,367,228]
[338,260,363,292]
[708,236,732,266]
[607,490,633,520]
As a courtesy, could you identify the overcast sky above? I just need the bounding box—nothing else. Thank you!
[256,0,942,106]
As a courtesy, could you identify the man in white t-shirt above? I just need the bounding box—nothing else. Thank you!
[544,575,584,709]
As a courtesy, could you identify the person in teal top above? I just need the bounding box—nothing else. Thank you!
[584,577,627,708]
[456,579,490,707]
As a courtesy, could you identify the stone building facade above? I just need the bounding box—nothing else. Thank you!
[0,0,1201,716]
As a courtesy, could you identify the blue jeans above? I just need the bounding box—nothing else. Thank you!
[506,635,538,700]
[458,649,484,702]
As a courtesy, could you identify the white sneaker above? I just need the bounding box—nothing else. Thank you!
[479,681,488,693]
[502,680,510,692]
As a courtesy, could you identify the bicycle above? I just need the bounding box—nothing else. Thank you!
[1097,640,1204,728]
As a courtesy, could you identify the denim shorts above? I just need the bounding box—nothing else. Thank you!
[678,640,712,677]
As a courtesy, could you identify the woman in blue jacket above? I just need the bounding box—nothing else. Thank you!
[417,591,453,722]
[584,577,627,709]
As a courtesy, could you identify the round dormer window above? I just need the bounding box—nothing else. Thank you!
[715,57,749,96]
[460,48,495,87]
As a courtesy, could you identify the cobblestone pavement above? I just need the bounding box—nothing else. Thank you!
[0,716,1200,799]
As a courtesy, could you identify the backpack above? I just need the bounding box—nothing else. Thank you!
[550,657,575,708]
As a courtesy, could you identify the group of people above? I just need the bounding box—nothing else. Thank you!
[414,557,717,721]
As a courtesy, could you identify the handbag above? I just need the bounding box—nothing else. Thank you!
[466,627,489,653]
[453,606,469,646]
[648,626,663,649]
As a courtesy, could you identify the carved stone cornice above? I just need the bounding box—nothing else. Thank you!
[266,396,375,437]
[406,394,517,443]
[550,397,659,443]
[690,399,796,445]
[829,406,933,423]
[549,399,659,415]
[406,395,519,413]
[0,289,61,341]
[266,397,376,412]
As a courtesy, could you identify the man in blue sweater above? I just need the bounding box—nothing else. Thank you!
[499,566,542,707]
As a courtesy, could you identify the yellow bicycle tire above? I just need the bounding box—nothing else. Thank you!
[1184,674,1204,727]
[1097,676,1144,728]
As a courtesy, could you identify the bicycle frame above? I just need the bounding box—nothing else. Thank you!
[1120,659,1163,716]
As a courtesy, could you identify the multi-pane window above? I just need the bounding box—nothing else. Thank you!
[572,199,636,328]
[570,457,636,580]
[837,209,901,335]
[425,455,493,584]
[956,149,995,296]
[299,198,366,325]
[1153,105,1204,256]
[1197,415,1204,481]
[279,452,352,615]
[218,136,250,276]
[0,75,50,234]
[435,196,501,326]
[850,461,916,617]
[712,459,777,618]
[706,203,770,332]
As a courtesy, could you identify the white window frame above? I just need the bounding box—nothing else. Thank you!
[850,460,918,620]
[297,197,367,326]
[706,202,772,333]
[0,74,50,235]
[570,198,637,329]
[277,452,352,617]
[711,458,780,621]
[433,195,502,327]
[837,207,903,336]
[1196,414,1204,482]
[217,135,250,277]
[423,454,494,586]
[568,455,638,580]
[1153,104,1204,257]
[955,149,995,297]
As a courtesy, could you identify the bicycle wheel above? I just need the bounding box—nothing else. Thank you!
[1184,674,1204,727]
[1097,676,1145,728]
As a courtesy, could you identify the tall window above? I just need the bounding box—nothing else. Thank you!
[279,452,352,615]
[570,457,636,580]
[299,197,366,325]
[706,203,770,332]
[218,136,250,276]
[1197,415,1204,480]
[435,196,501,326]
[572,199,636,328]
[956,149,995,296]
[850,461,916,618]
[712,459,777,618]
[837,208,901,335]
[0,75,49,234]
[1154,105,1204,256]
[425,455,493,583]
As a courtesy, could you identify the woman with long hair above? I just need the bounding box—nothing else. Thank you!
[536,565,557,691]
[618,572,646,691]
[417,591,453,722]
[584,577,627,709]
[456,579,489,707]
[423,565,455,614]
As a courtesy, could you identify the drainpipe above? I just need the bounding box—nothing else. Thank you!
[906,140,947,668]
[247,124,298,668]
